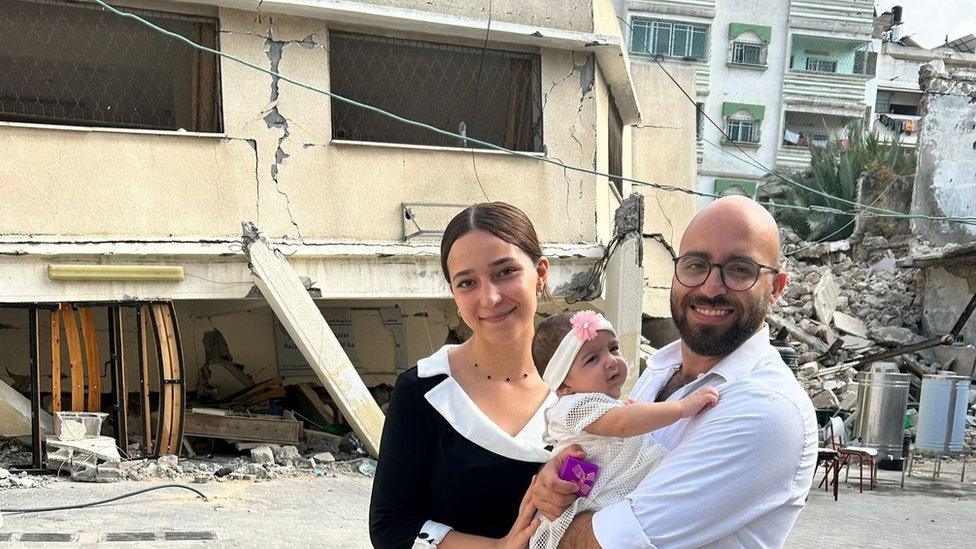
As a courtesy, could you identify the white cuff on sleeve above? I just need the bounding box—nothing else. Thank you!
[592,500,655,549]
[412,520,453,548]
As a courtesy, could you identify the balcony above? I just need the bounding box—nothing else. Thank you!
[776,146,813,170]
[784,34,873,114]
[788,0,874,37]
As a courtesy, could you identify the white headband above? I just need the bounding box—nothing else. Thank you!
[543,311,616,391]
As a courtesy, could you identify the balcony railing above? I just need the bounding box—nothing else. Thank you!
[776,146,813,170]
[782,71,869,114]
[788,0,874,36]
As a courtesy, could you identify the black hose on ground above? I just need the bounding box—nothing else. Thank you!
[2,483,209,515]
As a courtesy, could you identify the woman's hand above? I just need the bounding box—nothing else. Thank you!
[530,445,585,521]
[494,475,543,549]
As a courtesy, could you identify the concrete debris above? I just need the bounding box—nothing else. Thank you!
[833,312,868,338]
[0,375,53,438]
[251,445,275,465]
[868,326,925,347]
[813,270,841,325]
[273,445,302,466]
[46,436,122,483]
[312,452,335,463]
[54,412,106,441]
[157,454,180,472]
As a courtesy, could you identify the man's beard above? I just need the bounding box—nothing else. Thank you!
[670,290,769,357]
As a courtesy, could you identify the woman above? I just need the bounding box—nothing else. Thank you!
[370,202,557,548]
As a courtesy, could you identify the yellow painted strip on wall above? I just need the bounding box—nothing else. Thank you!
[48,264,184,281]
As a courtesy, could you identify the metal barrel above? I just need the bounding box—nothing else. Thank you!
[854,372,911,460]
[916,373,971,455]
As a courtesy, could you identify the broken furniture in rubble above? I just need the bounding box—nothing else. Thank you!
[183,408,302,445]
[0,301,186,474]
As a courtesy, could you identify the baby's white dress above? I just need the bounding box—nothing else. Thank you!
[530,392,668,549]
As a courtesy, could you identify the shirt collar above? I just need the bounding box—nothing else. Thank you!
[416,344,455,378]
[647,325,773,383]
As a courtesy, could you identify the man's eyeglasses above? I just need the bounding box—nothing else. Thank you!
[673,255,780,292]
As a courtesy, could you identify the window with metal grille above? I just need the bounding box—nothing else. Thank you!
[730,42,767,66]
[805,58,838,73]
[726,119,759,143]
[853,50,877,76]
[0,0,222,132]
[608,94,623,196]
[329,32,543,152]
[631,18,709,61]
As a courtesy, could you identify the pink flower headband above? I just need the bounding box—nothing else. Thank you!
[542,311,616,391]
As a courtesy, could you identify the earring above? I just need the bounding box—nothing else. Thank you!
[456,309,462,319]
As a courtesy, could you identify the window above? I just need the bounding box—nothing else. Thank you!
[608,95,624,196]
[329,32,542,151]
[730,42,767,66]
[853,50,878,76]
[695,102,704,141]
[805,58,838,73]
[631,18,709,61]
[0,0,222,132]
[726,119,759,143]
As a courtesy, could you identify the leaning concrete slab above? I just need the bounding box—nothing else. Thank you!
[241,223,383,457]
[0,376,52,437]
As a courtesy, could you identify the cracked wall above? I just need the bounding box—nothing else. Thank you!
[912,63,976,247]
[0,3,603,245]
[629,62,698,318]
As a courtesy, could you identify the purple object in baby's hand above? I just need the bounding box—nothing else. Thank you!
[558,456,599,497]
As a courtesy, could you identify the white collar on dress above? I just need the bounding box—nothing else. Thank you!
[417,345,556,463]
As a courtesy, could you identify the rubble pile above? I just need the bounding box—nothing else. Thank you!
[773,230,927,408]
[773,229,976,455]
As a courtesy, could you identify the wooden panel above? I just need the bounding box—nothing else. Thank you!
[60,303,85,411]
[138,307,153,456]
[183,410,302,444]
[50,307,62,413]
[295,383,336,426]
[152,304,183,455]
[79,308,101,412]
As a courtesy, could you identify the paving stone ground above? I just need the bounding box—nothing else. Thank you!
[1,456,973,547]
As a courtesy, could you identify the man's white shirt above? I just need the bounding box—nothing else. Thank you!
[592,326,818,548]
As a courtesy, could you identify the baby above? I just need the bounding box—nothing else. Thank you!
[529,310,719,549]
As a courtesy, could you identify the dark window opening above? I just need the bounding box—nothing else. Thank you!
[695,102,704,141]
[608,94,623,196]
[0,0,222,132]
[329,32,543,152]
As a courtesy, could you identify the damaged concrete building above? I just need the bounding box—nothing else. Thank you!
[0,0,699,463]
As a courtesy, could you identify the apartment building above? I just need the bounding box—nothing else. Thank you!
[0,0,699,440]
[624,0,876,199]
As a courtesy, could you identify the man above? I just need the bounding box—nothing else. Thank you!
[532,196,818,548]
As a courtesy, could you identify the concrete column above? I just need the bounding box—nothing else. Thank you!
[604,194,645,397]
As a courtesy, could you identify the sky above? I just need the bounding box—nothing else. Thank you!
[875,0,976,48]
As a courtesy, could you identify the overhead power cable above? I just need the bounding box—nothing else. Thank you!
[617,15,976,226]
[93,0,976,226]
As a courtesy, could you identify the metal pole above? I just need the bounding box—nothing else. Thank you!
[108,307,129,455]
[28,306,42,470]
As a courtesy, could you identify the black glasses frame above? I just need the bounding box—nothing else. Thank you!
[672,255,780,291]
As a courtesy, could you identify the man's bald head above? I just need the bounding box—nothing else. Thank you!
[680,196,782,267]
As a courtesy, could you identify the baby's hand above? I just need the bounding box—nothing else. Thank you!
[677,386,720,418]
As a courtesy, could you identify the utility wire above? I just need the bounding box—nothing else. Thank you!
[617,15,976,226]
[466,0,493,202]
[93,0,976,226]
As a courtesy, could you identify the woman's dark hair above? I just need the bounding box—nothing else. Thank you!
[440,202,548,296]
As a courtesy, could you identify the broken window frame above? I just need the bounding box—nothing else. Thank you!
[328,31,544,152]
[0,0,223,133]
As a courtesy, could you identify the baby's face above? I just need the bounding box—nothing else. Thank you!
[559,330,628,398]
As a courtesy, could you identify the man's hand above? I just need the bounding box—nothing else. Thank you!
[532,445,586,520]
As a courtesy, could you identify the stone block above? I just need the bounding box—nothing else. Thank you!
[813,270,841,325]
[251,445,275,464]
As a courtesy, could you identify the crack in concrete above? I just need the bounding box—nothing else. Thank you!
[543,51,590,112]
[221,137,261,224]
